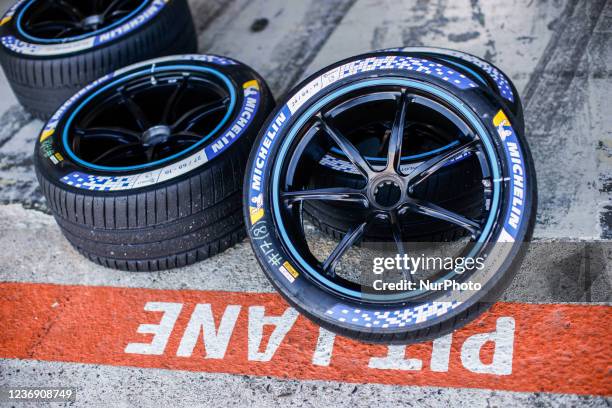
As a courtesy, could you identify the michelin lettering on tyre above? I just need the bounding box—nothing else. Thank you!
[248,107,289,225]
[1,0,169,57]
[59,79,260,191]
[316,110,528,330]
[39,54,239,168]
[245,52,535,341]
[495,110,526,242]
[35,55,260,191]
[248,54,480,230]
[35,55,274,271]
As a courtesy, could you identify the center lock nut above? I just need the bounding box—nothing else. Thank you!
[373,179,403,208]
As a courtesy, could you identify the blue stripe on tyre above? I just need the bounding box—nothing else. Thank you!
[61,65,236,172]
[270,79,502,301]
[15,0,150,44]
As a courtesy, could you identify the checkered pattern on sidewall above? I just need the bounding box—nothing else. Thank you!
[445,51,515,102]
[326,301,462,328]
[61,172,131,191]
[338,56,479,90]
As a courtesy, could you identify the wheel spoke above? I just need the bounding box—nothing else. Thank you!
[172,98,228,132]
[76,127,141,141]
[163,75,189,124]
[149,139,196,160]
[401,199,481,235]
[322,219,370,276]
[27,20,79,33]
[25,3,53,24]
[73,127,140,151]
[91,143,143,164]
[52,0,85,21]
[150,134,201,159]
[170,132,203,143]
[118,89,150,131]
[317,115,374,180]
[386,92,410,173]
[108,9,130,19]
[407,139,478,191]
[282,187,367,205]
[54,26,80,38]
[389,210,413,282]
[94,0,108,14]
[62,67,233,169]
[103,0,132,17]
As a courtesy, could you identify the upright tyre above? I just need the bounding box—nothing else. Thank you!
[306,47,524,242]
[0,0,198,119]
[35,54,274,271]
[244,52,536,343]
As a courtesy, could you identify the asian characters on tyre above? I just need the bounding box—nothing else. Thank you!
[0,0,198,118]
[35,55,274,271]
[244,53,536,344]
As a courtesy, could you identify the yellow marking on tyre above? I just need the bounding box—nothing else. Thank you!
[493,110,512,141]
[279,261,299,282]
[39,129,55,142]
[243,80,259,90]
[249,206,264,224]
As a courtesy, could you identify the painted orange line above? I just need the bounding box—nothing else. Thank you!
[0,282,610,396]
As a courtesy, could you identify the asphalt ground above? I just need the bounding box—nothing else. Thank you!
[0,0,611,407]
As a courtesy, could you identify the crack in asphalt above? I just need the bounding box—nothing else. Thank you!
[520,0,609,238]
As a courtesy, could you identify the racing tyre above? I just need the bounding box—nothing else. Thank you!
[244,51,536,343]
[383,47,524,129]
[35,54,274,271]
[0,0,198,119]
[305,47,524,242]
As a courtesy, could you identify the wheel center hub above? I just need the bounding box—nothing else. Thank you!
[82,14,104,29]
[372,179,403,208]
[142,125,172,146]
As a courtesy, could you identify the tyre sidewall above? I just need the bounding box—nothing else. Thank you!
[0,0,179,58]
[34,55,273,198]
[244,52,536,341]
[378,46,524,131]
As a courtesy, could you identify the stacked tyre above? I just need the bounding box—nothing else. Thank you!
[34,55,273,271]
[0,0,198,119]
